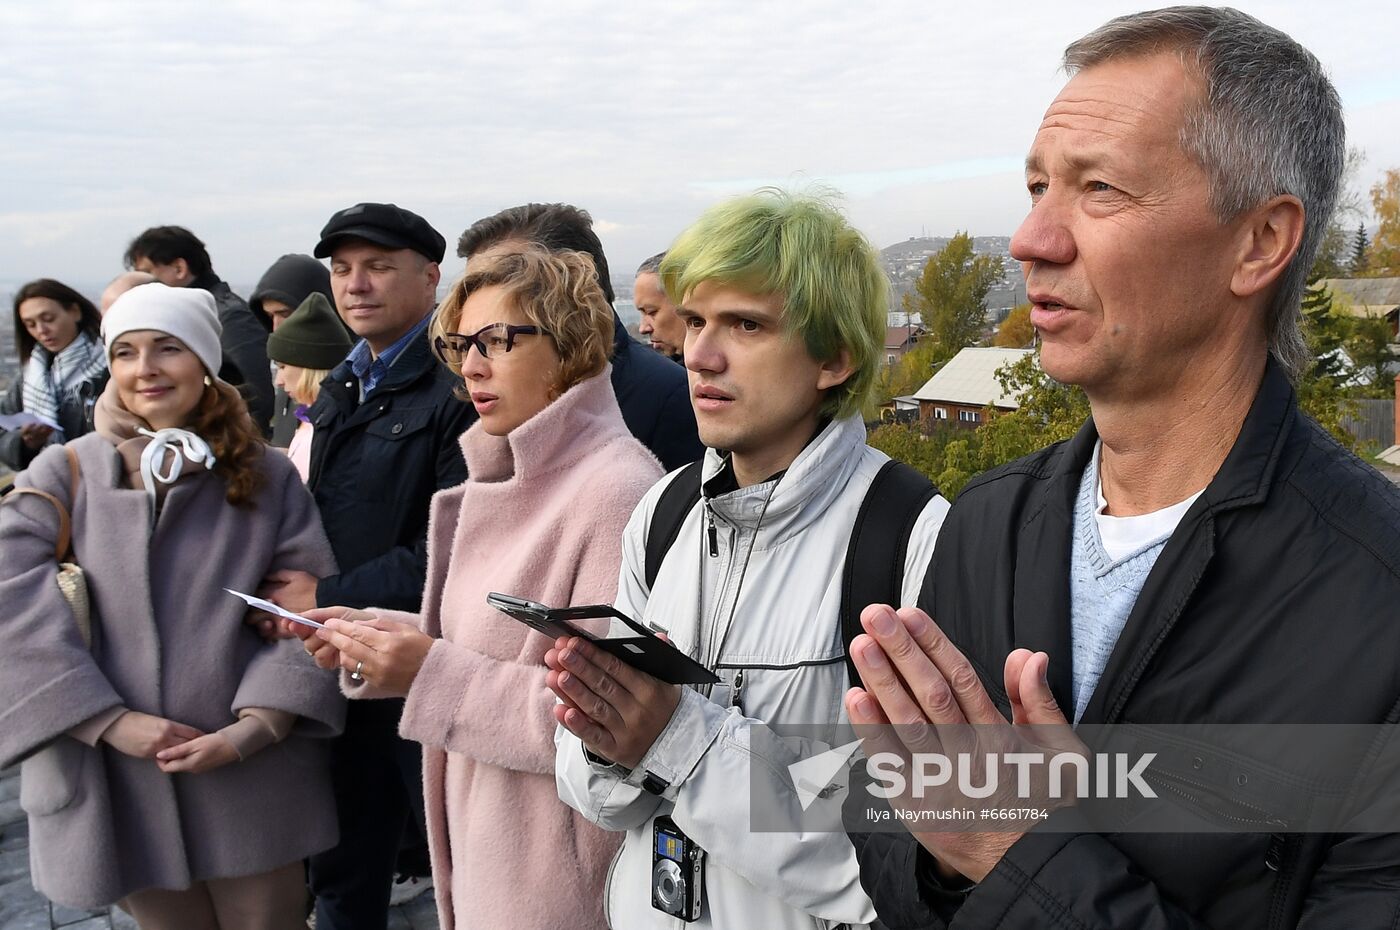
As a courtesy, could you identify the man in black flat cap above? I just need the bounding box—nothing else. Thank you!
[259,202,475,930]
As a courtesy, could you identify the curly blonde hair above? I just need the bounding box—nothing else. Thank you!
[430,246,614,400]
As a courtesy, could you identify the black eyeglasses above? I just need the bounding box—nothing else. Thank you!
[433,322,543,364]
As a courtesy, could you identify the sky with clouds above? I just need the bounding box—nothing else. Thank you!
[2,0,1397,292]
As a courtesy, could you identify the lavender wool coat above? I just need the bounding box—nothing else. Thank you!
[0,433,345,908]
[345,370,664,930]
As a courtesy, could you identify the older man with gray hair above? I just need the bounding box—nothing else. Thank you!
[634,251,686,361]
[845,7,1400,927]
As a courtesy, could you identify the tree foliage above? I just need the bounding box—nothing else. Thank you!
[903,232,1004,360]
[869,353,1089,499]
[1367,168,1400,275]
[1350,224,1370,275]
[1309,147,1370,281]
[1345,315,1398,398]
[992,303,1035,348]
[874,235,1007,407]
[1290,277,1356,447]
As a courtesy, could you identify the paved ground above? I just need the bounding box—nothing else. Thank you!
[0,767,438,930]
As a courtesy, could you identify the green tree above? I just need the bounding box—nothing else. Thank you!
[974,353,1090,470]
[1345,315,1398,397]
[1367,168,1400,274]
[1309,147,1369,280]
[1350,224,1370,275]
[903,232,1004,359]
[867,421,954,481]
[874,337,944,406]
[992,303,1035,348]
[1295,277,1358,448]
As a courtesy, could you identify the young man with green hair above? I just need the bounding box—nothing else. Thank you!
[549,189,949,929]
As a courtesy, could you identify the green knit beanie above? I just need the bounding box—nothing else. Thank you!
[266,292,353,369]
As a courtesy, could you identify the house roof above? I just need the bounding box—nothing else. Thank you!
[912,347,1033,409]
[1325,277,1400,317]
[885,326,919,349]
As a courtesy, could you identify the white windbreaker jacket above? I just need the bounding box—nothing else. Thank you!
[556,415,950,929]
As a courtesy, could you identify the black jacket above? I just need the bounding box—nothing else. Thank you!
[191,272,275,434]
[853,361,1400,929]
[608,315,703,471]
[0,371,108,470]
[307,331,474,612]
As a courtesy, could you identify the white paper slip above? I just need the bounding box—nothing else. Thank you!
[224,588,326,629]
[0,411,62,431]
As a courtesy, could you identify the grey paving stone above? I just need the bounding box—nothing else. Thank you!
[0,847,31,885]
[108,905,140,929]
[0,798,24,829]
[53,901,108,926]
[0,877,50,930]
[0,777,19,804]
[56,918,110,930]
[0,819,30,852]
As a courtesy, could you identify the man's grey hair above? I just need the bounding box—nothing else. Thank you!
[1065,6,1344,381]
[636,252,666,275]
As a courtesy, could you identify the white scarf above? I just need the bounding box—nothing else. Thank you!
[135,427,218,513]
[20,330,107,436]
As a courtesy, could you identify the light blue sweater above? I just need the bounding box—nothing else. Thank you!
[1069,447,1171,723]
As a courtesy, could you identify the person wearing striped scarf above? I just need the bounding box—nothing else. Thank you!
[1,278,108,470]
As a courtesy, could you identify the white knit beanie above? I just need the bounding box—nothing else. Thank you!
[102,282,224,378]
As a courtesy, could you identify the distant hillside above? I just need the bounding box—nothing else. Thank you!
[880,237,1026,322]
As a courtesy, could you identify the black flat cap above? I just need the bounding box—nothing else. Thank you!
[314,202,446,263]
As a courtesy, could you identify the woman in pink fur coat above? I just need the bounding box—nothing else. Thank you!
[293,246,665,930]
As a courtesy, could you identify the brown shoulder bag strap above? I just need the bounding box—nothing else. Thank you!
[1,446,81,561]
[4,488,71,561]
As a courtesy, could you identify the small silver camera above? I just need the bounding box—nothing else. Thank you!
[652,815,704,921]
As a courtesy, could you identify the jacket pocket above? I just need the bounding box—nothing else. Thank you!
[19,737,86,815]
[354,407,436,500]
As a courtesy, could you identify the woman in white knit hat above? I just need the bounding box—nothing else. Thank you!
[0,282,344,930]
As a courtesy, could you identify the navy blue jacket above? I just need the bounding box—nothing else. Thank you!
[608,315,703,471]
[307,332,474,612]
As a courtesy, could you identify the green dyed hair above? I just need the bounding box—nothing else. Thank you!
[659,188,888,419]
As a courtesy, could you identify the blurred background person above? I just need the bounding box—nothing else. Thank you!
[1,279,108,470]
[633,251,685,362]
[297,246,662,930]
[265,292,353,481]
[249,253,341,447]
[100,270,157,315]
[0,282,343,930]
[123,225,275,434]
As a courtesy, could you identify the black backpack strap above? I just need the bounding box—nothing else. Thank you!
[644,460,706,590]
[841,460,938,688]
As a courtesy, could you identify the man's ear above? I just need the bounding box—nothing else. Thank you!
[1231,195,1305,300]
[171,258,191,284]
[816,347,856,392]
[425,261,442,290]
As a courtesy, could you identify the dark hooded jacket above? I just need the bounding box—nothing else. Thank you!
[190,271,275,435]
[248,254,340,446]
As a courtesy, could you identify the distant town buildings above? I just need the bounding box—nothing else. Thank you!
[879,236,1025,320]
